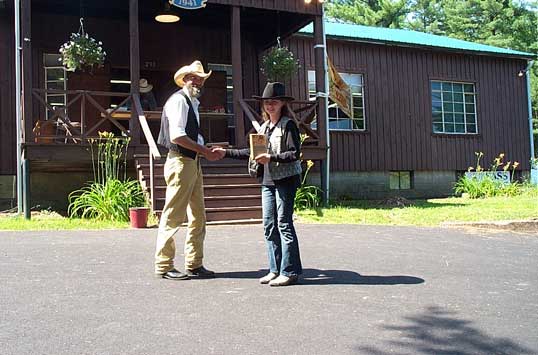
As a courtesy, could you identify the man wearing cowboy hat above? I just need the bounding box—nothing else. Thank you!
[155,60,220,280]
[138,78,157,111]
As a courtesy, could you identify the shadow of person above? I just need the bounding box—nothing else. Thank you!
[216,268,424,286]
[301,269,424,285]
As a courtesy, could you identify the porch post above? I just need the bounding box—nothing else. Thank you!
[314,15,329,204]
[15,0,23,214]
[231,6,246,147]
[21,0,32,218]
[21,0,32,143]
[129,0,141,144]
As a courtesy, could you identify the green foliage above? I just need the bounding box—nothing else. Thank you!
[454,175,522,198]
[261,46,300,82]
[327,0,409,28]
[89,131,129,184]
[59,29,106,72]
[454,151,523,198]
[68,132,146,222]
[68,179,145,222]
[294,134,322,210]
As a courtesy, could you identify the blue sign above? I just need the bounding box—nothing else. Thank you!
[170,0,207,10]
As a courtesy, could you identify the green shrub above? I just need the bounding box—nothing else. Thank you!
[455,151,525,199]
[68,179,145,221]
[295,158,322,210]
[68,132,146,221]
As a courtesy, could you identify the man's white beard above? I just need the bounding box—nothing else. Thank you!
[191,86,202,98]
[186,82,201,98]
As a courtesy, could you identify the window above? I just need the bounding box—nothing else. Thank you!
[43,54,67,120]
[389,171,412,190]
[431,80,477,134]
[308,70,365,131]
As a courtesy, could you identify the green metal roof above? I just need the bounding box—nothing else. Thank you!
[299,21,535,59]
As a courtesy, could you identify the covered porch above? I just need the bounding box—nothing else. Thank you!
[16,0,328,219]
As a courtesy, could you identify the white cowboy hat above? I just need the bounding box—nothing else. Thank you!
[174,60,212,88]
[139,78,153,93]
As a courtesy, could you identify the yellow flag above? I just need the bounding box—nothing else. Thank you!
[327,57,352,118]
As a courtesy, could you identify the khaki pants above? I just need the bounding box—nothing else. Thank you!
[155,151,206,274]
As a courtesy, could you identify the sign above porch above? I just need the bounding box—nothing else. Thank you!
[170,0,207,10]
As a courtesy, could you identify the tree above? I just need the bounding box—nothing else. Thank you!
[326,0,410,28]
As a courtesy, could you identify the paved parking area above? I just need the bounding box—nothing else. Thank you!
[1,224,537,354]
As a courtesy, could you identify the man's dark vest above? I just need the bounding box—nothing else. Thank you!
[157,91,199,159]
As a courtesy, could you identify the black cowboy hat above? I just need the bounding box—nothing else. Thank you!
[252,82,294,101]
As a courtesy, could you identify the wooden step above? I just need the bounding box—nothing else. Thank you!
[137,163,248,176]
[204,184,261,196]
[152,206,262,222]
[140,174,255,186]
[203,173,256,185]
[204,195,261,208]
[151,184,261,199]
[205,206,262,221]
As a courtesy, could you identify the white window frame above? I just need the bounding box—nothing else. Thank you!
[43,54,67,120]
[308,70,366,131]
[431,80,478,135]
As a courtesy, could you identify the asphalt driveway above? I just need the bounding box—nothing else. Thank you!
[1,224,537,355]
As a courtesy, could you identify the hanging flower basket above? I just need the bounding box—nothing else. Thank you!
[59,18,106,72]
[261,38,300,82]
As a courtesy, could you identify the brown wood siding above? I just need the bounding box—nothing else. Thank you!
[0,12,15,175]
[207,0,322,15]
[290,35,532,171]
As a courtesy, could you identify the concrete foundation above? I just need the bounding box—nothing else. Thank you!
[308,170,457,200]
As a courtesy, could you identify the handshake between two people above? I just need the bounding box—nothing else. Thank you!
[204,146,271,164]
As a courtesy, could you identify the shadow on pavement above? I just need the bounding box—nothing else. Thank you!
[216,268,424,286]
[357,305,537,355]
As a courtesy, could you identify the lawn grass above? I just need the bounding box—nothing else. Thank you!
[0,211,130,231]
[2,189,537,230]
[296,189,538,226]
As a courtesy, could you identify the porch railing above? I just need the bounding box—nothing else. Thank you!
[30,88,161,210]
[131,94,161,210]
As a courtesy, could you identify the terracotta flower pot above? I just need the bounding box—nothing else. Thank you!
[129,207,149,228]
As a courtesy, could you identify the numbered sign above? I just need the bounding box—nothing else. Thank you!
[170,0,207,10]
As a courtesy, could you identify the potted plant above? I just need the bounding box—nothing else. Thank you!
[59,18,106,72]
[261,38,300,82]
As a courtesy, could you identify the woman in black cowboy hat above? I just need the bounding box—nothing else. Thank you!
[213,82,303,286]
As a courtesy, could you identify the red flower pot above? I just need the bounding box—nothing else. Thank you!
[129,207,149,228]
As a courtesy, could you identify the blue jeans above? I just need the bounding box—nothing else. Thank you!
[261,180,303,277]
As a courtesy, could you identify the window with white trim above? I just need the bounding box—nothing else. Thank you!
[308,70,365,131]
[431,80,477,134]
[43,54,67,120]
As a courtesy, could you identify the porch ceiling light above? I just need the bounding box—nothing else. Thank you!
[155,2,180,23]
[304,0,325,3]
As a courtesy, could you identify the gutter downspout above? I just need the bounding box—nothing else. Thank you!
[321,7,330,205]
[14,0,23,214]
[525,60,535,162]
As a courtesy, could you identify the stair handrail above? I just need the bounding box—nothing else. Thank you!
[132,94,161,210]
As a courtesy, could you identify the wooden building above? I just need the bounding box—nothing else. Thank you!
[0,1,535,215]
[0,0,327,220]
[285,21,535,199]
